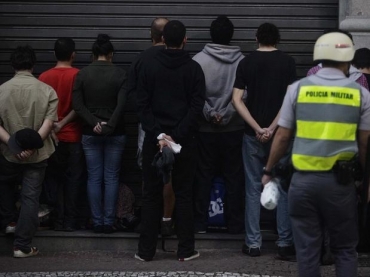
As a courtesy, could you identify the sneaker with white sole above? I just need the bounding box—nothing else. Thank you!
[178,250,200,261]
[134,253,152,262]
[5,222,16,234]
[13,247,39,258]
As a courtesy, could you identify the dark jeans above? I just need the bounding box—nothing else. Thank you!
[289,171,358,277]
[0,155,47,251]
[44,141,84,228]
[193,130,244,232]
[138,136,197,259]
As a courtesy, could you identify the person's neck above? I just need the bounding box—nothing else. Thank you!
[55,61,73,68]
[15,69,32,74]
[360,68,370,74]
[153,41,165,46]
[257,44,277,52]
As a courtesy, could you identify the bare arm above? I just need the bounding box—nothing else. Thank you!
[0,126,10,144]
[232,88,264,135]
[54,110,77,133]
[358,130,370,169]
[38,119,54,141]
[262,127,294,185]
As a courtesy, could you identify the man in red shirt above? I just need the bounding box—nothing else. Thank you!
[39,38,84,231]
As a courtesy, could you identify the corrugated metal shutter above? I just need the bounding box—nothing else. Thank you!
[0,0,338,195]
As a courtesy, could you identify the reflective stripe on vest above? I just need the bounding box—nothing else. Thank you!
[292,78,361,171]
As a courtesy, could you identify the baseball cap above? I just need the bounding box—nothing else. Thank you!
[8,128,44,155]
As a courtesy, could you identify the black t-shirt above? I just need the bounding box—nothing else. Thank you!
[234,50,296,135]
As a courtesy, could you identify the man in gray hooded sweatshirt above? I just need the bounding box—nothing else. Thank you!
[192,16,245,234]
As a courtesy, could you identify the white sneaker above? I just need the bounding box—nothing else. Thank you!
[13,247,39,258]
[178,250,200,261]
[38,205,52,218]
[5,222,16,234]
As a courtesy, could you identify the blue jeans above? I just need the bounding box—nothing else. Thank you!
[242,134,293,248]
[82,135,125,226]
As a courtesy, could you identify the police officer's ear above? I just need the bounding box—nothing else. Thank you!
[161,35,165,44]
[183,36,187,46]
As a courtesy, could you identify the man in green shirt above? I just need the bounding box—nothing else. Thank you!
[0,45,58,258]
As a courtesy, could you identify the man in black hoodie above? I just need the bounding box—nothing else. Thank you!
[135,20,205,262]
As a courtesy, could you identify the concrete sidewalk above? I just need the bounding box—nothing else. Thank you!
[0,250,369,277]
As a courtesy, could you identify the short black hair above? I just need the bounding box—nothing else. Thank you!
[54,38,75,61]
[163,20,186,48]
[210,16,234,45]
[352,48,370,69]
[256,23,280,46]
[151,17,169,44]
[10,45,36,71]
[92,34,114,58]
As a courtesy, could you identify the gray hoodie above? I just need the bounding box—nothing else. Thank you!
[193,44,245,132]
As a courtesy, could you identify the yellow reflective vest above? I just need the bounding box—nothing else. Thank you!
[292,78,361,171]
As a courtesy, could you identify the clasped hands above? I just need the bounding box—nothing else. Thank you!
[256,127,274,143]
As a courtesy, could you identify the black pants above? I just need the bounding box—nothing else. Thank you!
[193,130,244,232]
[289,171,358,277]
[0,155,47,251]
[138,136,197,259]
[43,141,84,228]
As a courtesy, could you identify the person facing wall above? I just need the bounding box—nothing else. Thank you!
[72,34,128,234]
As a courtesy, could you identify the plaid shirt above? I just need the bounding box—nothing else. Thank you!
[307,65,369,90]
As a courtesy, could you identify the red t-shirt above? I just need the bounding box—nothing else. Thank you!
[39,67,82,142]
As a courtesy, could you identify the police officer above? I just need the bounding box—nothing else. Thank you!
[261,32,370,277]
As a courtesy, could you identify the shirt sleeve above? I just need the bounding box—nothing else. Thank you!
[278,81,299,129]
[170,63,206,142]
[357,74,369,90]
[359,87,370,131]
[45,87,59,122]
[102,69,128,135]
[233,58,246,89]
[72,70,100,127]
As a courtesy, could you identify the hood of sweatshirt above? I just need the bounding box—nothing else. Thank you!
[155,48,191,69]
[202,43,243,64]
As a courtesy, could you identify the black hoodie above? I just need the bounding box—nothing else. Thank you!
[136,48,205,144]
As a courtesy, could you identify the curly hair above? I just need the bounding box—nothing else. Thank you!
[10,45,36,70]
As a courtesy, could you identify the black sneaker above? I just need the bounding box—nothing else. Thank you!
[13,247,39,258]
[103,225,115,234]
[276,245,297,262]
[178,250,200,261]
[242,244,261,257]
[93,225,104,233]
[161,220,174,237]
[134,253,152,262]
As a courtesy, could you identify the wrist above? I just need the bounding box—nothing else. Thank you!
[263,166,273,176]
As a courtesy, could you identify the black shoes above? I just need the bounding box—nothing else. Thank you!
[178,250,200,261]
[93,225,104,233]
[103,225,115,234]
[276,245,297,262]
[134,253,152,262]
[242,244,261,257]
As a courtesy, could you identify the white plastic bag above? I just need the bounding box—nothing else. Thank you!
[260,178,280,210]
